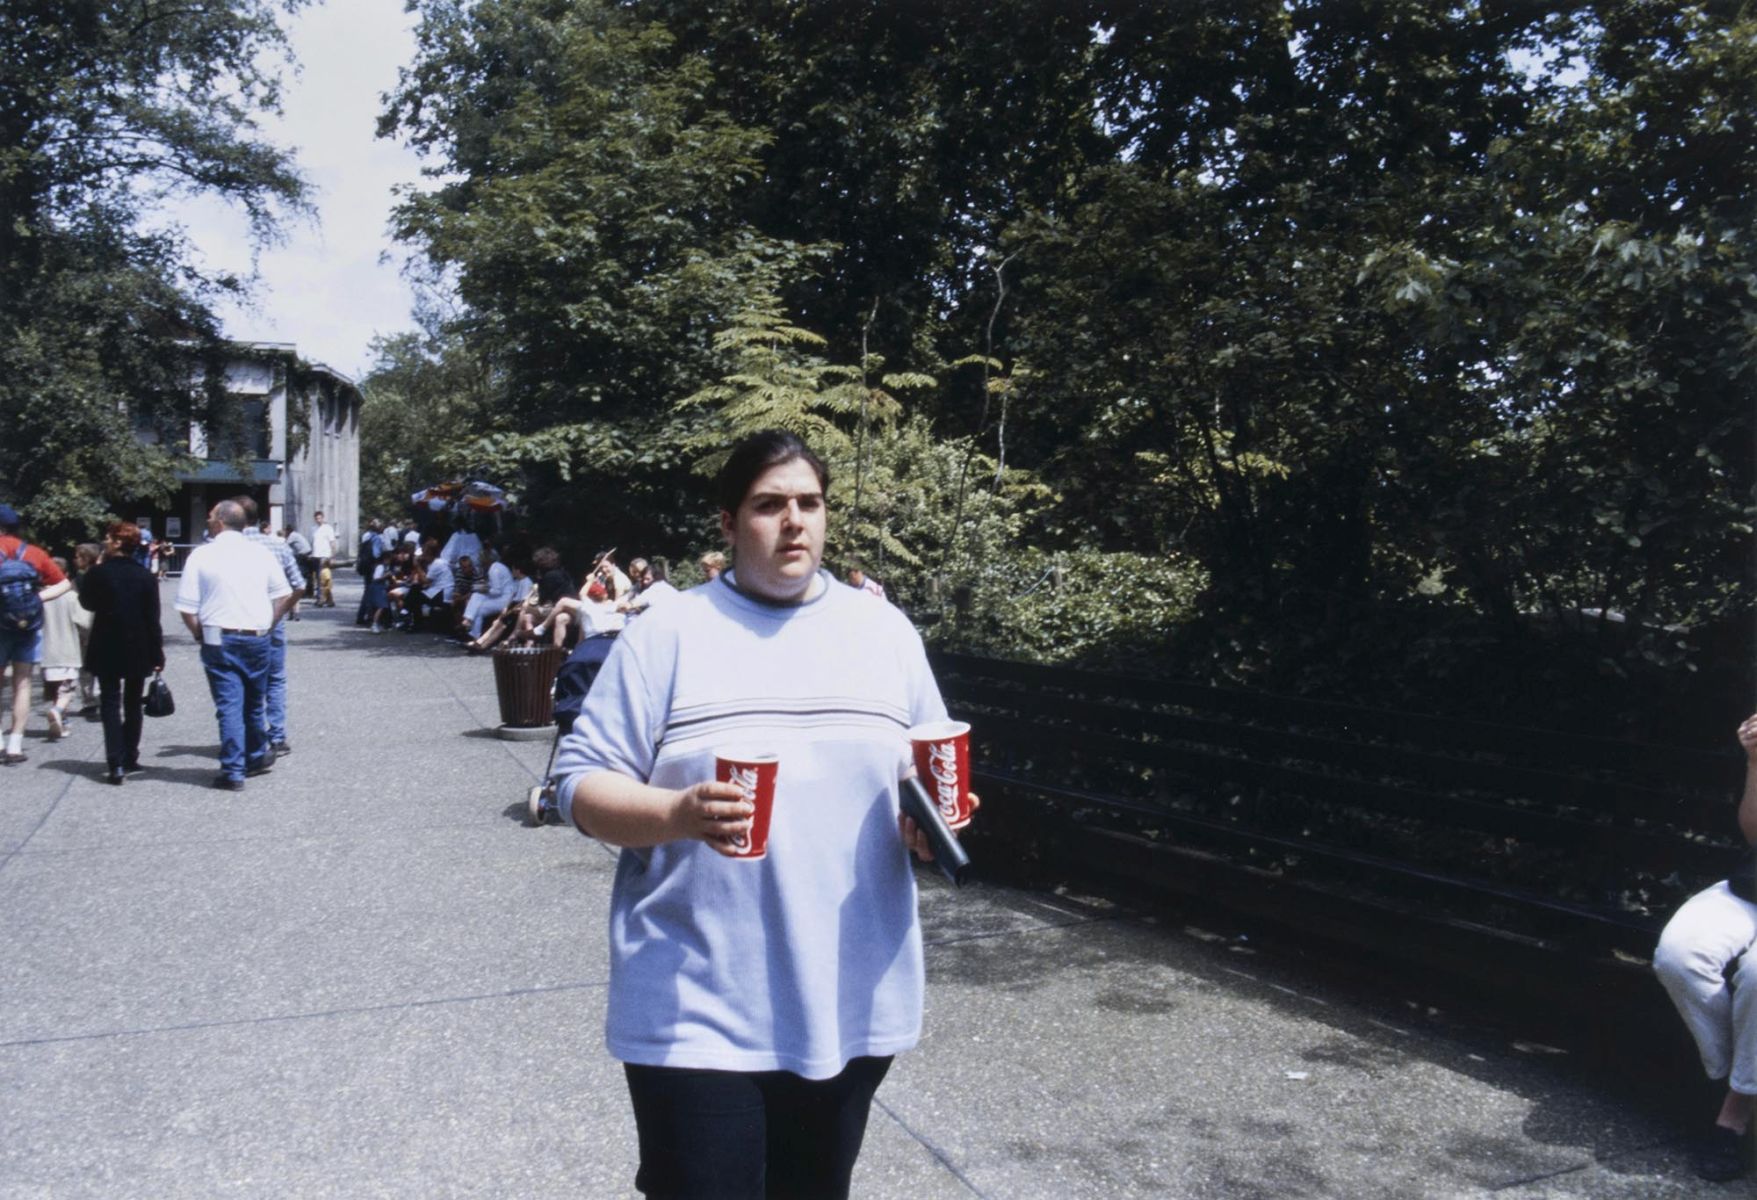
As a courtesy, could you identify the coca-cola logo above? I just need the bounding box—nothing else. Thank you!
[727,764,758,850]
[927,741,961,819]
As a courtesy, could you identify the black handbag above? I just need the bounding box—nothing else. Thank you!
[143,670,174,718]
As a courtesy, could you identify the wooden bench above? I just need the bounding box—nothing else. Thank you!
[933,650,1747,1021]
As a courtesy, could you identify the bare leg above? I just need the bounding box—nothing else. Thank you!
[44,679,68,738]
[551,609,573,649]
[469,613,511,652]
[1717,1089,1754,1133]
[5,662,31,755]
[489,616,510,648]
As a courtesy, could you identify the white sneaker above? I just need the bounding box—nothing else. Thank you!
[45,708,66,740]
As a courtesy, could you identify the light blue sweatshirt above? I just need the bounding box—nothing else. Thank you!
[557,570,948,1079]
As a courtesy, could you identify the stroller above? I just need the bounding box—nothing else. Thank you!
[525,634,616,826]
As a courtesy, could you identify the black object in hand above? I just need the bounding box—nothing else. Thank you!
[900,775,971,887]
[143,671,175,718]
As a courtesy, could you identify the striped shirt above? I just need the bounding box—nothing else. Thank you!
[243,527,305,594]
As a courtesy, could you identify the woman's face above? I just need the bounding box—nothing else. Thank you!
[720,457,826,604]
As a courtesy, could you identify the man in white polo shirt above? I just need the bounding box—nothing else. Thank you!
[175,500,296,791]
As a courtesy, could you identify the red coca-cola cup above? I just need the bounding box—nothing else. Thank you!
[907,720,973,831]
[714,748,779,860]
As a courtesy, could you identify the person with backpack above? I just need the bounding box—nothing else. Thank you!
[0,504,73,765]
[354,519,384,627]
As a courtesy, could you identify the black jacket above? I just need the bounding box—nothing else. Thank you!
[80,557,164,678]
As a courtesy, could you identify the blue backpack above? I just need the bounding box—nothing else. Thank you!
[0,543,44,634]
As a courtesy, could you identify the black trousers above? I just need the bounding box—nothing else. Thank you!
[98,673,146,770]
[623,1056,893,1200]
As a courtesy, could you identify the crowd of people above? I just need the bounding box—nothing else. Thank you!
[336,514,754,657]
[1,504,164,777]
[1,488,891,785]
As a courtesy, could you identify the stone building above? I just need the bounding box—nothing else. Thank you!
[136,342,360,558]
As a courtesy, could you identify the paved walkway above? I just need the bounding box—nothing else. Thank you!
[0,580,1728,1197]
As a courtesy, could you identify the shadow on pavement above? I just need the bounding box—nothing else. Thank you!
[921,887,1690,1183]
[33,757,222,787]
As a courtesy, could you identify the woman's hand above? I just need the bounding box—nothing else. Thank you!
[899,791,981,862]
[669,780,755,856]
[1740,714,1757,761]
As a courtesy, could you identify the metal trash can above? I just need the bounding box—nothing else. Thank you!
[491,644,566,729]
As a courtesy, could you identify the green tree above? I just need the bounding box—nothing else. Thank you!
[0,0,309,543]
[382,0,833,554]
[383,1,814,439]
[357,298,499,520]
[1001,0,1753,725]
[381,0,1749,731]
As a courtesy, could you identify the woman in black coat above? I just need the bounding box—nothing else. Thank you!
[79,522,164,785]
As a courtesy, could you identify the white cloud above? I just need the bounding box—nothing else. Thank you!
[172,0,428,380]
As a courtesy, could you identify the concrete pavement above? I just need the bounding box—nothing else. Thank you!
[0,578,1729,1197]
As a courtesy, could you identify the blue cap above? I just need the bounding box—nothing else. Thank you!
[0,503,18,528]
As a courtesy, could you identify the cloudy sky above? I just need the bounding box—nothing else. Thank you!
[175,0,427,382]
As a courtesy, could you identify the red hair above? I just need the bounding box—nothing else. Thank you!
[107,521,142,555]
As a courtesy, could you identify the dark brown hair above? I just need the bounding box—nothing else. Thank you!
[714,430,829,514]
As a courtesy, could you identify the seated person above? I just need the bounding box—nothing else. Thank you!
[385,548,418,629]
[1654,712,1757,1181]
[411,540,452,631]
[538,579,623,646]
[622,556,679,616]
[590,549,633,604]
[516,546,579,646]
[448,554,478,638]
[464,561,533,651]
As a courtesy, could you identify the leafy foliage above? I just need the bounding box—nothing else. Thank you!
[358,301,500,520]
[378,0,1752,735]
[0,0,309,545]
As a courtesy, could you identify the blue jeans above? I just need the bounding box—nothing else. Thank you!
[200,634,271,781]
[264,622,288,743]
[0,625,42,664]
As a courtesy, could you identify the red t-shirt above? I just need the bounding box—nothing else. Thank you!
[0,536,67,586]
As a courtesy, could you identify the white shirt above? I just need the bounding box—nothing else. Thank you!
[175,530,292,636]
[422,556,453,600]
[579,598,626,636]
[310,523,337,558]
[483,560,515,606]
[605,564,633,601]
